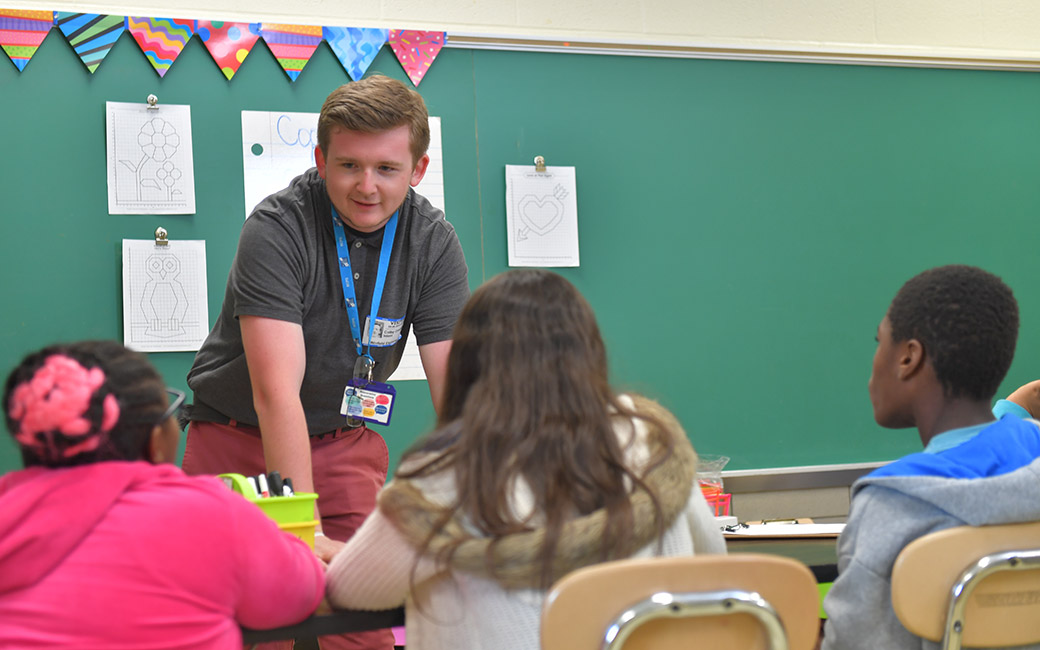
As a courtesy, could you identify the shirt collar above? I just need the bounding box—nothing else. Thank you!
[923,422,990,454]
[341,221,385,249]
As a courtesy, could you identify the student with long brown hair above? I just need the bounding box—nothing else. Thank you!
[325,269,724,650]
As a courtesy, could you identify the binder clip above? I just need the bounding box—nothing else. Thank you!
[534,155,546,173]
[146,94,159,110]
[154,226,169,247]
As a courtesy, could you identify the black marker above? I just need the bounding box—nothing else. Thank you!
[268,471,284,498]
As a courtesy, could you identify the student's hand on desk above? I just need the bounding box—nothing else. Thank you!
[1007,379,1040,418]
[314,533,346,564]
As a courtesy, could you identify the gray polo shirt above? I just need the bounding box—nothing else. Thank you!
[188,168,469,434]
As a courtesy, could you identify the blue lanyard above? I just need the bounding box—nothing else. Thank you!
[332,207,398,359]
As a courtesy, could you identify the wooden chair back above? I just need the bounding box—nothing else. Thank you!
[541,553,820,650]
[891,521,1040,650]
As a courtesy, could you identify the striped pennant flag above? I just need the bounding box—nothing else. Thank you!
[54,12,125,73]
[197,21,260,80]
[127,16,195,77]
[259,23,321,81]
[0,9,53,72]
[388,30,445,87]
[323,27,387,81]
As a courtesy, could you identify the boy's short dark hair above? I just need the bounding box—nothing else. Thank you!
[888,264,1018,401]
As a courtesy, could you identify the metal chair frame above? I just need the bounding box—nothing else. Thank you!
[602,589,788,650]
[941,549,1040,650]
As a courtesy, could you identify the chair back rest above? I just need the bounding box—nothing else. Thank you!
[541,553,819,650]
[891,520,1040,649]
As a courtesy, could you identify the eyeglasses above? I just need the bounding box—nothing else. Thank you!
[159,388,186,425]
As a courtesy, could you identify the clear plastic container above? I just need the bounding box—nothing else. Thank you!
[696,454,730,494]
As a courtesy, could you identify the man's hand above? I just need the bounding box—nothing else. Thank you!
[314,533,347,565]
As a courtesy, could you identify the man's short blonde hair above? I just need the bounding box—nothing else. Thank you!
[318,75,431,164]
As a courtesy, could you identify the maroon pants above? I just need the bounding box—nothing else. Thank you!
[182,421,394,650]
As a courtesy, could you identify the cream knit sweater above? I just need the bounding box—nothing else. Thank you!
[325,395,726,650]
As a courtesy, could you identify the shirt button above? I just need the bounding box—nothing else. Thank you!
[354,241,362,248]
[354,272,360,280]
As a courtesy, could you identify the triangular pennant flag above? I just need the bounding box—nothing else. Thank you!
[0,9,53,72]
[126,16,195,77]
[54,12,125,74]
[323,27,387,81]
[259,23,321,81]
[388,30,445,86]
[197,20,260,80]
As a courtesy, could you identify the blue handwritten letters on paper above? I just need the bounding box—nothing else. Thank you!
[275,114,317,149]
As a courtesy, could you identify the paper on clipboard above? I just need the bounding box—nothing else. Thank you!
[107,101,196,214]
[505,164,579,267]
[725,523,845,538]
[122,238,209,352]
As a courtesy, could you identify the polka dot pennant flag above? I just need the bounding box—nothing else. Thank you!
[323,27,387,81]
[0,9,53,72]
[197,21,260,80]
[54,12,125,74]
[259,23,322,81]
[389,30,445,86]
[126,16,195,78]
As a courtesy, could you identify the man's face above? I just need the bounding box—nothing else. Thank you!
[315,124,429,233]
[868,315,914,428]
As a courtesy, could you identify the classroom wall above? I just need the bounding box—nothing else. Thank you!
[4,32,1040,478]
[8,0,1040,63]
[3,2,1040,478]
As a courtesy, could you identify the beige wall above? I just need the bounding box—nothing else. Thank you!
[9,0,1040,65]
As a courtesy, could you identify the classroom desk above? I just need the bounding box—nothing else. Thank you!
[242,536,838,645]
[727,535,839,582]
[728,532,839,623]
[241,606,404,647]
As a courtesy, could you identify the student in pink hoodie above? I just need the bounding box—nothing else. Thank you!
[0,340,325,649]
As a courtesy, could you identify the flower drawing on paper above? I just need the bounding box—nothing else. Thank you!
[120,117,184,202]
[156,160,182,189]
[138,118,180,162]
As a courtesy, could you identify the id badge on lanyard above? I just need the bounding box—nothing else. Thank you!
[332,207,399,426]
[341,379,397,426]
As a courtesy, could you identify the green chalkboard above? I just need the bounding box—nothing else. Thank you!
[2,33,1038,475]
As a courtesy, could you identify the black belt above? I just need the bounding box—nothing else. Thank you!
[224,418,363,440]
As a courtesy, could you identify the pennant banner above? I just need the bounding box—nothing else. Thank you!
[259,23,321,81]
[323,26,387,81]
[197,20,260,80]
[54,12,125,73]
[388,30,445,86]
[0,9,53,72]
[3,10,450,84]
[127,16,195,77]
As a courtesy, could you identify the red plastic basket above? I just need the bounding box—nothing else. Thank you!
[700,484,732,517]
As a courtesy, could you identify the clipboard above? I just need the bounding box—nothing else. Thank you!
[724,520,845,539]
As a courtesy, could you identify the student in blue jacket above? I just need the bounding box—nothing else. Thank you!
[822,264,1040,650]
